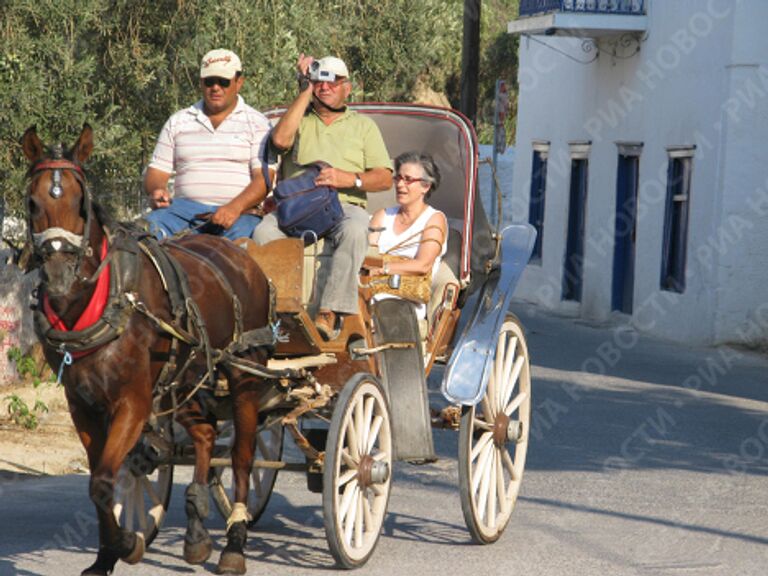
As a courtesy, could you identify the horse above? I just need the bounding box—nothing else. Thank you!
[23,124,272,575]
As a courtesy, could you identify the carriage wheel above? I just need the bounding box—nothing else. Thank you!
[323,374,392,569]
[210,417,284,525]
[458,315,531,544]
[113,417,174,547]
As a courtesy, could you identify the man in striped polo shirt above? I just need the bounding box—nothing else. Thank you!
[143,48,271,240]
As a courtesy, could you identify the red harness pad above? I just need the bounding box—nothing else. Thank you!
[43,237,110,333]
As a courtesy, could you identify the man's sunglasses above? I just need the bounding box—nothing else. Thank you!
[203,76,233,88]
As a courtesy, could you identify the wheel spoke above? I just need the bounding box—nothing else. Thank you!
[341,448,357,469]
[338,468,358,487]
[496,449,508,516]
[504,391,529,418]
[470,430,493,462]
[345,418,360,461]
[339,480,357,525]
[142,474,162,507]
[125,480,136,531]
[500,339,520,407]
[354,490,364,549]
[136,480,148,532]
[502,448,519,481]
[494,330,506,408]
[343,486,359,545]
[487,368,497,419]
[487,450,498,529]
[366,414,383,454]
[362,488,374,533]
[502,356,525,408]
[476,447,492,522]
[472,440,494,494]
[362,396,375,455]
[481,395,493,422]
[354,397,365,457]
[474,419,493,432]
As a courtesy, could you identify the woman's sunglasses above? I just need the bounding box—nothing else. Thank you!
[394,175,429,186]
[203,76,232,88]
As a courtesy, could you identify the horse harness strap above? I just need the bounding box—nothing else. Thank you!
[34,225,142,355]
[167,242,245,341]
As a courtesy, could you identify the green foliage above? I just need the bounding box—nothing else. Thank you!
[7,346,54,387]
[1,0,518,220]
[4,394,48,430]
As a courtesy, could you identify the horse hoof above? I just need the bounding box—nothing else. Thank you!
[121,533,145,565]
[184,537,213,564]
[81,548,119,575]
[216,551,246,575]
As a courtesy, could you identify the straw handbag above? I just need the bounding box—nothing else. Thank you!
[366,225,444,304]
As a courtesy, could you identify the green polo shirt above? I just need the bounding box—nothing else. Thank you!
[280,107,392,206]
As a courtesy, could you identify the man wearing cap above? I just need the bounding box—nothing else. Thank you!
[143,48,271,240]
[254,54,392,339]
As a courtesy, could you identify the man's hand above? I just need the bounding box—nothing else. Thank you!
[148,189,171,210]
[315,167,355,189]
[297,53,314,77]
[210,203,241,229]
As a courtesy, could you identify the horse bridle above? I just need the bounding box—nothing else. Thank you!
[27,150,95,279]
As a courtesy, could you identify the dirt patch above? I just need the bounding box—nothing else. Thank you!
[0,379,87,478]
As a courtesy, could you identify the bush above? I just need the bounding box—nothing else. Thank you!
[1,0,518,222]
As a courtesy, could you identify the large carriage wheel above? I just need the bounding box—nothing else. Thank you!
[458,315,531,543]
[113,417,174,547]
[323,374,392,568]
[210,417,284,525]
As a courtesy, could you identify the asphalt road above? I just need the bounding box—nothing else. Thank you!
[1,302,767,575]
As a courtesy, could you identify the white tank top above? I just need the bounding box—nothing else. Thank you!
[377,205,447,279]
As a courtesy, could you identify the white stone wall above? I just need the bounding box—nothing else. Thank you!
[511,0,768,345]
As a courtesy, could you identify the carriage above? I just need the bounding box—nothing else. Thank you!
[24,103,536,572]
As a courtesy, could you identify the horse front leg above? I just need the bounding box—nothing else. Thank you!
[217,376,261,575]
[72,393,150,576]
[176,399,216,564]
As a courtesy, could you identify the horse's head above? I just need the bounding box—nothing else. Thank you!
[22,124,95,296]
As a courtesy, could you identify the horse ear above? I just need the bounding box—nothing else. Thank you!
[21,126,44,163]
[71,123,94,164]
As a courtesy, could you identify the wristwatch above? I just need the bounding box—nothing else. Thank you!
[354,173,363,190]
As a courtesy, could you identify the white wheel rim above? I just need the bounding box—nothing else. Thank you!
[466,320,530,539]
[331,381,392,562]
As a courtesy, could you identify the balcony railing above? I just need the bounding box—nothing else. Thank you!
[519,0,645,17]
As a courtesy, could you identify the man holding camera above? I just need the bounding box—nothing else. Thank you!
[143,48,271,240]
[254,54,392,339]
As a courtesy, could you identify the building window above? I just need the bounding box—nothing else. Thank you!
[660,147,695,293]
[612,142,642,314]
[528,141,549,262]
[562,142,591,302]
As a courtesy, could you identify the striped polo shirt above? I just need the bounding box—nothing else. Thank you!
[148,96,271,206]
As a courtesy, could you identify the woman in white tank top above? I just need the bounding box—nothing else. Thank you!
[368,152,448,318]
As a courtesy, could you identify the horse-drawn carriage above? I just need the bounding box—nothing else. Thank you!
[23,103,535,574]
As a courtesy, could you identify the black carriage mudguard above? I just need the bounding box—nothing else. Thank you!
[372,298,436,462]
[442,224,537,406]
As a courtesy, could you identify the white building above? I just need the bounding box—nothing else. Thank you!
[508,0,768,346]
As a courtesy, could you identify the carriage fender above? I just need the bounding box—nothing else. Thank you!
[441,224,536,406]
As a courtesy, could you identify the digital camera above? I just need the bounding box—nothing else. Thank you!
[308,61,336,82]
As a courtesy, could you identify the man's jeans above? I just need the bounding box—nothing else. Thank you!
[144,198,261,241]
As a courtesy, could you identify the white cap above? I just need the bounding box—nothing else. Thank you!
[313,56,349,79]
[200,49,242,79]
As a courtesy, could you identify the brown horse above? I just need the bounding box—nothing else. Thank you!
[23,124,272,575]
